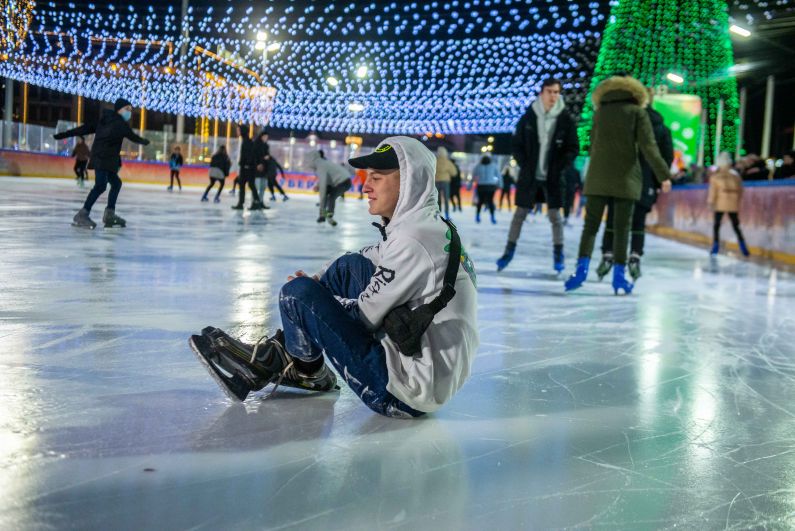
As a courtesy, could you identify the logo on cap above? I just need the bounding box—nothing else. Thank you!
[375,144,393,153]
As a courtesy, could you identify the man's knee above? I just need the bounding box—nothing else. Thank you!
[332,253,372,272]
[280,276,316,303]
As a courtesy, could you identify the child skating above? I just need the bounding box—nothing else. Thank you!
[168,146,184,191]
[709,152,750,257]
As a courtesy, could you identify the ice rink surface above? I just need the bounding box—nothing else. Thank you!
[1,177,794,530]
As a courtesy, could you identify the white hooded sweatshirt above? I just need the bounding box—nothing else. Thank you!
[322,136,479,413]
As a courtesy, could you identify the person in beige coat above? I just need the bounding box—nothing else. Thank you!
[435,147,457,218]
[709,152,749,256]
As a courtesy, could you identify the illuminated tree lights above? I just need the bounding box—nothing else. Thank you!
[578,0,740,164]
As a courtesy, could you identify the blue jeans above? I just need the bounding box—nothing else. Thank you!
[278,254,424,419]
[84,169,122,212]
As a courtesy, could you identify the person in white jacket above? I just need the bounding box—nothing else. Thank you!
[309,150,352,226]
[188,137,479,418]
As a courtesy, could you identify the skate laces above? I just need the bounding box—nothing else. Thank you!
[250,334,296,399]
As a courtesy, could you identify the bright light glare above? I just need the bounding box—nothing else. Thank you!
[666,73,684,84]
[730,24,751,38]
[356,65,368,78]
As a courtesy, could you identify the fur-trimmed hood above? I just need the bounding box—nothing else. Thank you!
[592,76,648,109]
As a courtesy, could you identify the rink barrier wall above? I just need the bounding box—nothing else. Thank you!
[648,179,795,265]
[0,149,482,204]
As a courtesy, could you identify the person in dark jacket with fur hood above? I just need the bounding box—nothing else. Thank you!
[496,78,579,273]
[565,75,672,295]
[595,87,674,282]
[54,98,150,229]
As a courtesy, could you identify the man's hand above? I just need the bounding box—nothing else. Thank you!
[257,164,264,172]
[661,180,672,193]
[288,270,319,281]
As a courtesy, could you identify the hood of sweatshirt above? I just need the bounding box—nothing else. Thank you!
[378,136,438,234]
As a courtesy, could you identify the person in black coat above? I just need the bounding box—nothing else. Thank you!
[449,160,462,212]
[496,78,579,272]
[596,92,674,281]
[265,156,289,201]
[232,125,266,211]
[202,145,232,203]
[53,97,150,228]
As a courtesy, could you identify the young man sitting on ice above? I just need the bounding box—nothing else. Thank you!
[189,137,479,418]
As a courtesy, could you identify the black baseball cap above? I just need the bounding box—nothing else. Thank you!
[348,144,399,170]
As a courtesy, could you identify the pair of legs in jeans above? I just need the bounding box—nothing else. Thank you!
[278,254,423,419]
[83,169,122,213]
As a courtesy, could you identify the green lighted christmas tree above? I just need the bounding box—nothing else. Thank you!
[579,0,739,165]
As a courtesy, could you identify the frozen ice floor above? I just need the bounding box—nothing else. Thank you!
[1,177,794,530]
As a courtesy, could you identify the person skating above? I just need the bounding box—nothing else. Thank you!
[168,146,184,191]
[498,159,518,210]
[449,159,463,213]
[564,74,672,295]
[309,150,352,227]
[187,137,479,417]
[595,87,674,281]
[72,136,90,187]
[265,156,289,201]
[496,78,579,273]
[201,145,231,203]
[253,130,272,202]
[53,98,150,229]
[231,125,267,211]
[472,155,502,224]
[434,147,457,219]
[709,152,750,257]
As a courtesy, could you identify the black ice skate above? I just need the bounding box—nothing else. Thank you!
[72,208,96,229]
[596,252,614,281]
[628,253,642,281]
[103,208,126,228]
[188,334,265,401]
[191,326,338,401]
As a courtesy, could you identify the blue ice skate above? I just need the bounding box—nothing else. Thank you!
[564,257,590,291]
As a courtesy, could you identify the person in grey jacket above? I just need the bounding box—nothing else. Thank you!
[472,155,502,224]
[309,151,352,227]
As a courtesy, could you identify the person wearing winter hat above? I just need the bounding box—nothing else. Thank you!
[54,97,150,228]
[188,137,479,418]
[709,152,750,257]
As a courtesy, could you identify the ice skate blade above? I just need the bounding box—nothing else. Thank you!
[188,335,249,402]
[71,223,96,229]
